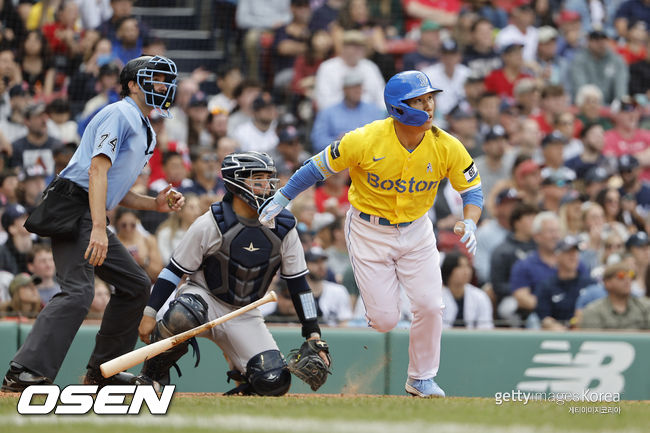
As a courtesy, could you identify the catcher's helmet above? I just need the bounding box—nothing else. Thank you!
[222,151,279,210]
[120,55,177,118]
[384,70,441,126]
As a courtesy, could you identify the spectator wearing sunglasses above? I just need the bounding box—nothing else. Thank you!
[579,261,650,330]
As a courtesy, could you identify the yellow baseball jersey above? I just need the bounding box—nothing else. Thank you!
[316,118,481,224]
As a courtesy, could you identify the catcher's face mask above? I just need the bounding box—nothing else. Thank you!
[241,172,280,209]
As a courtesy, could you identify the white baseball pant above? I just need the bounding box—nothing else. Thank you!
[345,206,444,379]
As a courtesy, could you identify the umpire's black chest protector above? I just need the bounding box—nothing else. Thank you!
[202,201,296,306]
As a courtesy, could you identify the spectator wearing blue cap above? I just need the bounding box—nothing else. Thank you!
[536,235,595,330]
[540,130,572,173]
[618,154,650,215]
[0,203,32,274]
[614,0,650,40]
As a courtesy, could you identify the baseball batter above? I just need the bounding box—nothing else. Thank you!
[137,152,331,395]
[260,70,483,397]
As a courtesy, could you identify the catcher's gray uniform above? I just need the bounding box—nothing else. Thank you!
[166,209,307,373]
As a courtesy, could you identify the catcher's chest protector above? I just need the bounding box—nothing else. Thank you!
[203,201,295,306]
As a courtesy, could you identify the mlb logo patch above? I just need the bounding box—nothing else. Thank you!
[463,162,478,182]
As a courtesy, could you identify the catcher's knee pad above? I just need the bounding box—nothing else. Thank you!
[245,350,291,396]
[159,293,209,337]
[141,294,208,383]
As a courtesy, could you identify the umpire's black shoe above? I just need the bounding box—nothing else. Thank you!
[1,362,52,392]
[84,369,161,391]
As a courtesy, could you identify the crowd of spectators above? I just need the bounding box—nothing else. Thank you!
[0,0,649,331]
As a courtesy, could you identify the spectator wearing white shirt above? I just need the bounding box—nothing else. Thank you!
[494,1,538,62]
[231,93,279,153]
[208,65,243,114]
[422,39,470,116]
[306,247,352,326]
[441,251,493,329]
[314,30,385,111]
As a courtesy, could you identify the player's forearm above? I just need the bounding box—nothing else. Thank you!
[280,153,332,200]
[119,189,157,211]
[462,203,482,225]
[144,262,185,316]
[88,156,111,229]
[285,275,321,338]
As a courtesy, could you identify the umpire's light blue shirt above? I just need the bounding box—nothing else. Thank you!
[60,97,156,210]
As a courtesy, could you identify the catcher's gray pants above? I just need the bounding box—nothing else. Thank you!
[175,284,278,373]
[13,209,151,381]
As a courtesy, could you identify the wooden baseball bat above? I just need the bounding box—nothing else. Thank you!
[100,291,278,378]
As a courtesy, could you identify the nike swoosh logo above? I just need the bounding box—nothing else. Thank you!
[373,156,385,161]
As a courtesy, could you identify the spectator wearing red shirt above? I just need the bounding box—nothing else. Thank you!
[402,0,461,33]
[314,171,350,216]
[484,43,531,98]
[603,96,650,181]
[615,20,648,65]
[529,84,581,137]
[291,30,334,99]
[41,2,81,57]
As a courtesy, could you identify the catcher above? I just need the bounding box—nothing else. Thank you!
[136,151,331,395]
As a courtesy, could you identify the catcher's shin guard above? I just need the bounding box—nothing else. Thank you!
[141,294,207,384]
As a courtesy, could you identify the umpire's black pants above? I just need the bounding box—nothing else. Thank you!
[13,209,151,381]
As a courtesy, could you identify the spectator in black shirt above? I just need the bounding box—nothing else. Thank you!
[462,18,501,79]
[0,203,32,274]
[537,235,595,330]
[490,202,537,322]
[9,103,60,178]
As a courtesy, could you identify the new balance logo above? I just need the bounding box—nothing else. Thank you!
[516,340,635,394]
[243,242,260,252]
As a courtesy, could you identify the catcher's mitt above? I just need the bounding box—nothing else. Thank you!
[287,339,331,391]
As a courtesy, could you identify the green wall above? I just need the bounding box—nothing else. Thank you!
[1,322,648,399]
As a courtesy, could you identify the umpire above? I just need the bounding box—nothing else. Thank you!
[2,55,185,391]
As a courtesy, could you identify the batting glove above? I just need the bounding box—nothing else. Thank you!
[258,190,290,227]
[460,219,478,256]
